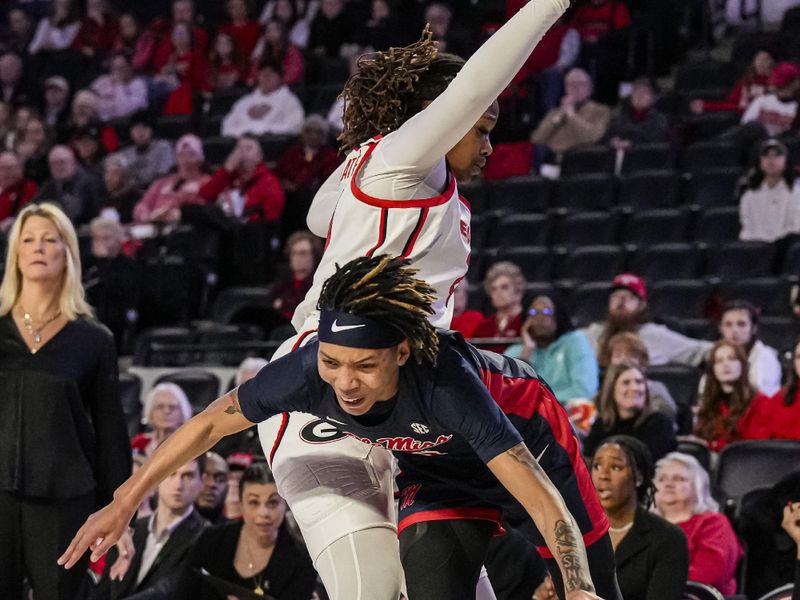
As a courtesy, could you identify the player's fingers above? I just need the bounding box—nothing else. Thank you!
[58,528,89,569]
[90,533,117,563]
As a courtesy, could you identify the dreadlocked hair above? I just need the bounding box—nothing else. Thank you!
[338,27,465,153]
[317,255,439,365]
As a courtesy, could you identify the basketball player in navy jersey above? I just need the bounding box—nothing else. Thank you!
[61,256,620,600]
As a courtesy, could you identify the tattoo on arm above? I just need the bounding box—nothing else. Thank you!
[506,443,545,474]
[554,520,593,593]
[224,391,243,415]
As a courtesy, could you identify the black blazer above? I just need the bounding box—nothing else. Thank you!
[110,509,208,600]
[615,508,689,600]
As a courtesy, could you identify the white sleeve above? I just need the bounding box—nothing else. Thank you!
[307,162,346,236]
[741,97,762,123]
[27,20,47,54]
[221,98,248,137]
[751,343,782,396]
[375,0,569,174]
[739,193,755,241]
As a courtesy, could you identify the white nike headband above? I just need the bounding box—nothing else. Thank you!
[318,310,405,348]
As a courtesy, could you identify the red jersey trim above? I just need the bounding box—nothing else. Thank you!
[291,329,318,351]
[458,194,472,211]
[400,208,429,258]
[397,508,505,536]
[350,140,456,209]
[365,208,389,257]
[268,412,290,466]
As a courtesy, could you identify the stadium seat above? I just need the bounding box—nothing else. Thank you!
[137,258,202,328]
[682,141,743,171]
[683,581,726,600]
[620,143,675,174]
[683,113,742,141]
[755,584,794,600]
[732,32,795,66]
[715,440,800,518]
[551,211,620,248]
[488,176,553,213]
[154,114,192,140]
[569,281,612,327]
[204,136,237,167]
[303,82,343,115]
[684,168,742,209]
[259,134,294,163]
[629,243,702,280]
[617,170,682,210]
[155,369,222,414]
[650,279,711,319]
[781,239,800,275]
[621,209,691,245]
[675,60,738,94]
[648,364,702,410]
[555,245,625,283]
[677,439,711,473]
[782,6,800,31]
[205,87,249,116]
[119,372,143,438]
[560,145,615,177]
[705,241,776,280]
[212,286,274,324]
[468,213,491,250]
[523,282,559,303]
[719,277,792,316]
[458,182,489,214]
[194,324,265,367]
[132,327,194,367]
[496,246,553,282]
[486,213,552,249]
[556,173,616,211]
[757,316,799,354]
[312,56,350,84]
[677,317,718,341]
[694,207,741,244]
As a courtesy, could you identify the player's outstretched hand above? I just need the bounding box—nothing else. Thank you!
[57,499,135,569]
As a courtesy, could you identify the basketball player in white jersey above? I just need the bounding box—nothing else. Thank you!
[258,1,572,598]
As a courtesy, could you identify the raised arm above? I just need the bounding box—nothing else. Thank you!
[487,443,599,600]
[58,390,253,568]
[380,0,569,172]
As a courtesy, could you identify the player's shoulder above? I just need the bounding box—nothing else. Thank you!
[436,330,541,381]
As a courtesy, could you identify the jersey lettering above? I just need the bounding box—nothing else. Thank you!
[460,220,471,243]
[399,483,422,510]
[341,431,453,455]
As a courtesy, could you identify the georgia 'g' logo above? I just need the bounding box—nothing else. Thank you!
[300,419,348,444]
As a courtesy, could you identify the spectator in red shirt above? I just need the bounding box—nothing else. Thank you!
[695,339,769,452]
[450,283,484,339]
[571,0,630,44]
[0,150,37,232]
[149,0,209,74]
[691,49,774,115]
[113,13,159,73]
[71,0,119,62]
[744,336,800,440]
[207,31,248,92]
[200,134,285,223]
[654,452,743,595]
[267,230,322,320]
[472,261,525,352]
[218,0,262,59]
[251,18,304,86]
[154,22,211,115]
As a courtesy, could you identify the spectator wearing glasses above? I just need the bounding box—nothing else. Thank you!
[131,383,193,458]
[267,230,322,321]
[505,294,598,406]
[472,261,525,353]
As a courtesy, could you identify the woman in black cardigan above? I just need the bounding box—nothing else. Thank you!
[591,435,689,600]
[176,462,317,599]
[0,203,131,599]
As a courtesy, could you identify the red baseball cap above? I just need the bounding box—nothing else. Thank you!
[770,62,800,89]
[612,273,647,300]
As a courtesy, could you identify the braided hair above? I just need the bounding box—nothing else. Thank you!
[601,435,656,508]
[317,255,439,365]
[338,27,465,153]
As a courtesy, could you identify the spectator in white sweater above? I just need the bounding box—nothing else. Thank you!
[582,273,713,368]
[27,0,81,55]
[90,54,149,122]
[740,138,800,242]
[741,62,800,138]
[221,60,304,138]
[719,300,782,396]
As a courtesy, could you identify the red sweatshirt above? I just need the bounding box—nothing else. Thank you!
[0,178,37,221]
[701,74,770,113]
[200,163,285,223]
[741,388,800,440]
[678,512,744,596]
[570,0,631,43]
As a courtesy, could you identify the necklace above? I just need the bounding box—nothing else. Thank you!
[608,521,634,533]
[242,532,266,596]
[18,305,61,352]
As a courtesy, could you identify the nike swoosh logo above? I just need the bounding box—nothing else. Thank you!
[331,320,366,333]
[535,444,550,463]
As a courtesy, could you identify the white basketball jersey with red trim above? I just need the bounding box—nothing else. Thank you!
[292,137,472,332]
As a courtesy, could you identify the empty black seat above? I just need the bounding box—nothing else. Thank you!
[781,239,800,275]
[560,145,615,177]
[621,209,691,245]
[629,243,702,280]
[556,173,616,211]
[650,279,711,319]
[685,168,741,209]
[682,141,743,171]
[683,113,742,141]
[496,246,553,282]
[694,207,741,243]
[204,136,237,167]
[715,440,800,517]
[675,60,738,94]
[677,439,711,472]
[132,327,194,367]
[194,324,265,366]
[757,316,799,353]
[119,372,143,438]
[617,170,681,210]
[719,277,792,316]
[458,182,488,214]
[551,211,620,248]
[155,369,222,414]
[705,241,775,280]
[556,245,625,283]
[488,176,553,213]
[259,134,294,163]
[620,143,675,174]
[487,213,551,249]
[569,281,612,327]
[154,114,192,140]
[682,581,725,600]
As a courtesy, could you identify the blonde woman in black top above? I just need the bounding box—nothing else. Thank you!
[0,202,131,599]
